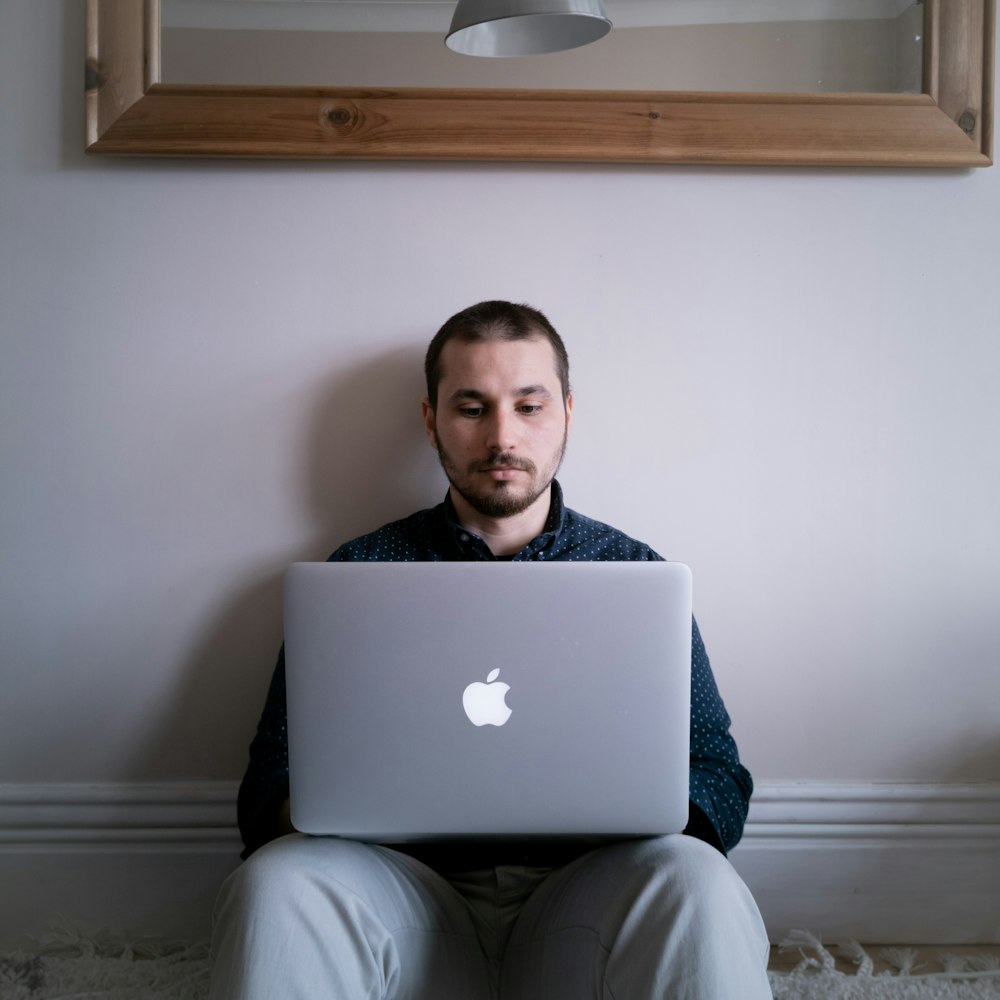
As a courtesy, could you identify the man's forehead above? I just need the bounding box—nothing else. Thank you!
[438,335,558,383]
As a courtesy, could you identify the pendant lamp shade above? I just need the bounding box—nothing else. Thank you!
[446,0,612,57]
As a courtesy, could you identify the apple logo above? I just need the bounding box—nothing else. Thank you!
[462,668,512,727]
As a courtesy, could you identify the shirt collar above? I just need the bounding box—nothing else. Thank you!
[438,480,567,559]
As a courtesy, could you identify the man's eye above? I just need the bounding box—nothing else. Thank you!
[459,407,484,418]
[518,405,543,414]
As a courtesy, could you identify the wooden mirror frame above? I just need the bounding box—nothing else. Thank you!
[86,0,994,166]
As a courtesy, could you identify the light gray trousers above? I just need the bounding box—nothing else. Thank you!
[210,833,772,1000]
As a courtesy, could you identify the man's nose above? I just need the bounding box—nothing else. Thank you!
[486,409,517,452]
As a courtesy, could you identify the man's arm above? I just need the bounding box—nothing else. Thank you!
[236,646,293,857]
[275,796,296,836]
[683,618,753,854]
[236,539,381,856]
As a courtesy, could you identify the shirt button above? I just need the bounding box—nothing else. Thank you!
[460,533,470,542]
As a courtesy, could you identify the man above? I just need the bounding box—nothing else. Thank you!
[210,301,771,999]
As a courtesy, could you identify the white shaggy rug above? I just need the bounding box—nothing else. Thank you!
[1,926,998,999]
[770,932,1000,1000]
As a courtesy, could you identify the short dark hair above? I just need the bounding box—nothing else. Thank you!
[424,300,570,409]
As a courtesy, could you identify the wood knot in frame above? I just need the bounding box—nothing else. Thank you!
[85,58,107,93]
[958,110,977,134]
[325,106,356,129]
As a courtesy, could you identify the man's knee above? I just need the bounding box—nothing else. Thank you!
[601,833,731,879]
[637,834,745,891]
[590,834,760,928]
[216,834,385,915]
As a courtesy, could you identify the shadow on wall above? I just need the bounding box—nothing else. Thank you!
[942,739,1000,783]
[135,345,444,781]
[305,344,442,547]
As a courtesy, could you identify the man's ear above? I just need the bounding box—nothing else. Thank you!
[565,391,574,436]
[421,398,438,449]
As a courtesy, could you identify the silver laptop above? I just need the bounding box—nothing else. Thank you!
[284,560,692,842]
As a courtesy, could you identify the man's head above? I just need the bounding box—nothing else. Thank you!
[422,301,573,522]
[424,301,571,410]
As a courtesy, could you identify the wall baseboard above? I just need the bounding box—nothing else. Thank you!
[732,782,1000,945]
[0,782,242,947]
[2,781,998,947]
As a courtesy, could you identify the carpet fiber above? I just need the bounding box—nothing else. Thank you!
[1,926,998,998]
[770,932,1000,999]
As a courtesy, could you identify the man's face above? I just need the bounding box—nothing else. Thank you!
[422,336,572,520]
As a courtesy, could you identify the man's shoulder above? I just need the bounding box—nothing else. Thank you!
[329,506,443,562]
[558,505,664,562]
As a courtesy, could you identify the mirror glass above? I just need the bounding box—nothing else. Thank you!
[160,0,924,92]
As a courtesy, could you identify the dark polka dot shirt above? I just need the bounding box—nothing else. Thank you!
[237,481,753,861]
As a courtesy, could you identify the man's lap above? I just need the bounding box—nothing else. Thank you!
[211,833,769,1000]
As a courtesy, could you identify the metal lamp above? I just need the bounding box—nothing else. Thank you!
[446,0,612,57]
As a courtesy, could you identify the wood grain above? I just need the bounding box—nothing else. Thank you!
[86,0,157,147]
[85,0,995,167]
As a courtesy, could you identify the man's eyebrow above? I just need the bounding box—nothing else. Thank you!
[447,388,488,404]
[515,385,554,399]
[446,385,554,403]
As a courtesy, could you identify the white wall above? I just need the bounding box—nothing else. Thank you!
[2,2,999,800]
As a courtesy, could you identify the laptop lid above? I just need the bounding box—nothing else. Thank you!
[284,560,692,842]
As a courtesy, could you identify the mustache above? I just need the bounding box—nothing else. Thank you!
[478,453,536,473]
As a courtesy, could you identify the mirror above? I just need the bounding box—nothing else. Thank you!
[159,0,925,93]
[86,0,994,166]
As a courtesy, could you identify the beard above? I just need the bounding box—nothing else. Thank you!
[433,429,567,520]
